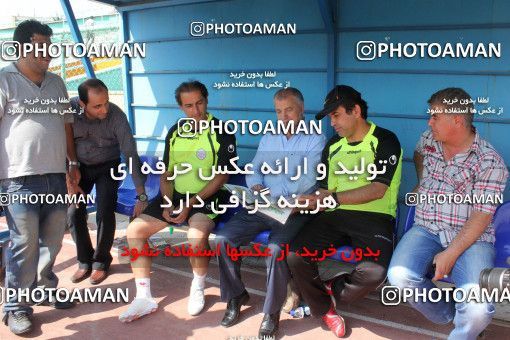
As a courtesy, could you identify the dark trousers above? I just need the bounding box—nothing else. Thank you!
[68,159,121,271]
[216,209,312,314]
[287,209,394,316]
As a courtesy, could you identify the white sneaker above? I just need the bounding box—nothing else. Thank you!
[119,297,158,323]
[187,284,205,316]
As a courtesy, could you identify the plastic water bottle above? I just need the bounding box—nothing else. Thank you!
[303,306,310,316]
[290,307,304,318]
[290,306,311,318]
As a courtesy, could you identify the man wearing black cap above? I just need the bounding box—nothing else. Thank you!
[287,85,402,337]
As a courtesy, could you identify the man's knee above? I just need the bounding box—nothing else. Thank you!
[387,264,424,288]
[187,214,214,241]
[187,228,211,247]
[188,213,214,231]
[355,261,387,286]
[287,251,306,269]
[267,243,283,260]
[267,243,281,252]
[126,219,150,239]
[214,234,228,246]
[456,301,495,326]
[10,229,38,250]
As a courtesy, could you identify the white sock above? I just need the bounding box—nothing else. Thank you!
[191,273,206,289]
[135,278,152,299]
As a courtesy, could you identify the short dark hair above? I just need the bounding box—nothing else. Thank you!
[340,92,368,120]
[175,80,208,105]
[13,20,53,55]
[78,78,109,104]
[274,87,304,105]
[428,87,474,127]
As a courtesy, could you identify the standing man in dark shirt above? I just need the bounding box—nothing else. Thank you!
[68,78,147,285]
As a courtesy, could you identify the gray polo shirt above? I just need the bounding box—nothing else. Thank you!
[0,63,72,180]
[70,97,146,188]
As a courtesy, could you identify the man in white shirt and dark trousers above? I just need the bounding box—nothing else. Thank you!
[216,88,325,338]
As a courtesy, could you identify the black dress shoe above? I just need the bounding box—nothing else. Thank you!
[40,298,75,309]
[220,290,250,327]
[258,312,280,338]
[37,292,75,309]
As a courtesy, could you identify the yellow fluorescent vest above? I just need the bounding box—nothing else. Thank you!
[167,114,220,194]
[327,123,402,217]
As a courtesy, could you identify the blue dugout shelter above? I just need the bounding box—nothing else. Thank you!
[63,0,510,234]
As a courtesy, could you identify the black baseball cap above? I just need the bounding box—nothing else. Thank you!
[315,85,364,120]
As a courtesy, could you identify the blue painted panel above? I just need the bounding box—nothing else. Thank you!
[127,0,324,41]
[132,108,178,138]
[130,34,327,73]
[335,73,510,121]
[337,0,510,28]
[337,29,510,72]
[130,73,328,110]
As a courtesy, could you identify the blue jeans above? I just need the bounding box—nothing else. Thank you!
[1,174,67,315]
[388,225,495,340]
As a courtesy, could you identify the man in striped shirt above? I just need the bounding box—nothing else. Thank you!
[388,87,508,340]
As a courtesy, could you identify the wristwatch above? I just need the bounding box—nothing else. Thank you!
[136,193,148,202]
[69,161,80,167]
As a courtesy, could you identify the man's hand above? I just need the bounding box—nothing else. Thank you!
[66,173,85,208]
[251,184,266,193]
[296,194,318,210]
[66,166,83,206]
[133,201,148,218]
[167,205,191,225]
[317,188,333,199]
[162,207,175,222]
[65,172,84,195]
[296,189,333,211]
[432,249,459,281]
